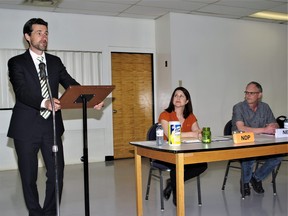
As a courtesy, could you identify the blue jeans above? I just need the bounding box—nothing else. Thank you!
[241,156,282,183]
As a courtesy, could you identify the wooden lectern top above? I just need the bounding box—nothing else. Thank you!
[60,85,115,109]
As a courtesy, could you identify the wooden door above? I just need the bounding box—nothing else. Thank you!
[112,53,153,159]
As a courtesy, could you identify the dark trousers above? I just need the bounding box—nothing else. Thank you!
[169,163,208,194]
[14,119,64,216]
[160,161,208,193]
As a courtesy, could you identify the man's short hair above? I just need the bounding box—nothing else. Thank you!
[247,81,263,93]
[23,18,48,36]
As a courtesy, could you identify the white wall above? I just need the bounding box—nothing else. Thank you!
[1,9,287,170]
[0,9,155,170]
[155,14,172,118]
[156,13,287,136]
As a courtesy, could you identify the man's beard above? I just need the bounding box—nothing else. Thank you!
[31,41,47,51]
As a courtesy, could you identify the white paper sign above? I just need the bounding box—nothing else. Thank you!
[275,128,288,138]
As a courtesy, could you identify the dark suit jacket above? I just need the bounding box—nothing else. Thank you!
[7,49,80,141]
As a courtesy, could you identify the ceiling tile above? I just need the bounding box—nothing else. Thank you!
[197,4,258,17]
[137,1,207,11]
[58,1,129,12]
[269,4,288,13]
[216,0,284,10]
[124,5,171,16]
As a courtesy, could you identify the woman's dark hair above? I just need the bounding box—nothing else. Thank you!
[23,18,48,44]
[165,87,193,119]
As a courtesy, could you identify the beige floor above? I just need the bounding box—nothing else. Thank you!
[0,158,287,216]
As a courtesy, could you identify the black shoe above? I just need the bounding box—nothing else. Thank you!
[163,179,172,200]
[250,176,265,194]
[240,181,250,197]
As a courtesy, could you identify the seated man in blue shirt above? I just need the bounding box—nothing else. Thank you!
[232,81,282,197]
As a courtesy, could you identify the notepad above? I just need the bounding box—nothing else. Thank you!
[212,136,232,142]
[182,138,202,143]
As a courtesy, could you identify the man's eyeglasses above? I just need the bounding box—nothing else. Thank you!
[244,91,260,95]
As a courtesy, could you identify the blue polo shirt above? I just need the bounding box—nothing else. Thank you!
[232,100,276,131]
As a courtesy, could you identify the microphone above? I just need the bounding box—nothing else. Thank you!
[39,62,47,80]
[38,60,60,216]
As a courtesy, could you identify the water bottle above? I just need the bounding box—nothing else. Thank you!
[156,123,164,146]
[284,118,288,129]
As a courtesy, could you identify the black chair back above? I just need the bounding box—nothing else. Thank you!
[146,123,158,141]
[276,115,286,128]
[223,120,232,136]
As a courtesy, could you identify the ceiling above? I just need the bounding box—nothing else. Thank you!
[0,0,287,25]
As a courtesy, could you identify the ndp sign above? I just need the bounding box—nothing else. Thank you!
[233,132,255,144]
[241,134,251,140]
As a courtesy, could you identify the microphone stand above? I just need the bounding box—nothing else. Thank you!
[40,63,60,216]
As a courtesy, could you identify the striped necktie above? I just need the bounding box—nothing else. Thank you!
[37,57,51,119]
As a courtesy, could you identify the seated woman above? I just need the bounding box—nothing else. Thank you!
[158,86,208,206]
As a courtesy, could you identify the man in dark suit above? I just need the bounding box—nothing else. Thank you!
[7,18,103,216]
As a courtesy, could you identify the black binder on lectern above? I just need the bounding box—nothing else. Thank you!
[60,85,115,216]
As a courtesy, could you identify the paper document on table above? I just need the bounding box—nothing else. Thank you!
[182,138,202,143]
[212,136,232,142]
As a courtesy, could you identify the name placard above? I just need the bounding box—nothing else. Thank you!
[233,132,255,144]
[275,128,288,138]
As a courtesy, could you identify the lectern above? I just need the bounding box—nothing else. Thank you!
[60,85,115,216]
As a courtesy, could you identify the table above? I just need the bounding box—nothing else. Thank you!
[130,135,288,216]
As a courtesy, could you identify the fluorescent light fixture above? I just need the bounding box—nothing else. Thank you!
[250,11,288,21]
